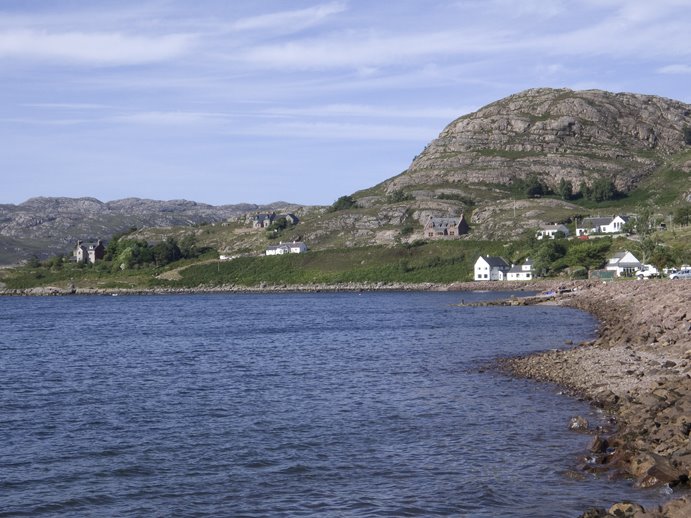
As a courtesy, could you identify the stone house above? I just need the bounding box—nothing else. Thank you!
[280,213,300,225]
[474,255,511,281]
[423,215,469,239]
[250,212,276,229]
[73,239,105,264]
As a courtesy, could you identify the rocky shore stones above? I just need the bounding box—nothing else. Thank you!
[502,280,690,516]
[570,415,590,431]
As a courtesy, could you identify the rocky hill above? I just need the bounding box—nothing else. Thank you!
[0,197,303,265]
[3,88,690,263]
[385,88,691,194]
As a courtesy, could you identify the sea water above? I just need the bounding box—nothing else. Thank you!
[0,292,662,516]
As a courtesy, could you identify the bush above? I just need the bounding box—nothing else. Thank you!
[329,195,357,212]
[387,190,413,203]
[684,125,691,145]
[435,192,475,205]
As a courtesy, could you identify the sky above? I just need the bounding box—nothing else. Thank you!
[1,0,691,207]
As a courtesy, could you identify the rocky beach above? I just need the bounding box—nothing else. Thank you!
[500,280,690,517]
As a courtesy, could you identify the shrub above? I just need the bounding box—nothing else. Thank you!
[329,195,357,212]
[684,125,691,145]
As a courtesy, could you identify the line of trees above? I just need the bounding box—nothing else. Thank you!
[104,234,206,270]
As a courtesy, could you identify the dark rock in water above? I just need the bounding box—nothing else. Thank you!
[589,435,609,453]
[578,508,607,518]
[569,415,589,431]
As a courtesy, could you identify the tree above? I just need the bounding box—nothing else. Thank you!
[673,205,691,226]
[524,175,545,197]
[633,206,654,237]
[635,236,661,266]
[532,240,567,276]
[152,238,182,266]
[589,177,617,202]
[179,235,199,259]
[578,180,591,200]
[557,178,573,200]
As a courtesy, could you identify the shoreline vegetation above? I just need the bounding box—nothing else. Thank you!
[3,279,689,515]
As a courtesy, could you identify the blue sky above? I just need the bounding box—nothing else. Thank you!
[2,0,690,206]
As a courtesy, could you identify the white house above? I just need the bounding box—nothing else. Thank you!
[474,256,511,281]
[576,215,630,236]
[506,258,534,281]
[536,224,570,240]
[265,241,308,256]
[605,250,641,277]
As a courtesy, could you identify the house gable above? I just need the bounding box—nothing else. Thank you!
[474,255,510,281]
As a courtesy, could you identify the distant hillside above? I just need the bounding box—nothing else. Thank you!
[0,197,304,265]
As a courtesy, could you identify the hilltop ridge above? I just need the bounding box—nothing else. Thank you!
[386,87,691,194]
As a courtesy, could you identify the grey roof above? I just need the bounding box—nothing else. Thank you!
[580,215,629,227]
[540,224,568,231]
[428,217,463,228]
[580,217,612,227]
[509,258,533,273]
[482,256,510,268]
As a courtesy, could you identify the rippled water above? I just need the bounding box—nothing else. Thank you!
[0,292,661,516]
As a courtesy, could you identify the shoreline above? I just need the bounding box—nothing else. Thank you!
[0,279,572,297]
[500,280,690,517]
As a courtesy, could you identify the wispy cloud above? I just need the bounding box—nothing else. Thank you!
[231,2,346,32]
[657,64,691,75]
[229,121,438,142]
[109,111,228,125]
[261,103,471,120]
[240,29,510,69]
[0,29,193,65]
[23,102,112,110]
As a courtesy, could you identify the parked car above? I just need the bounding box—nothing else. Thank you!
[635,264,659,279]
[668,268,691,280]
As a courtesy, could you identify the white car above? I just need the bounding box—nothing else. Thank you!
[668,268,691,280]
[635,264,659,279]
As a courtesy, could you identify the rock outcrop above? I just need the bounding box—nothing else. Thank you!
[387,88,691,194]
